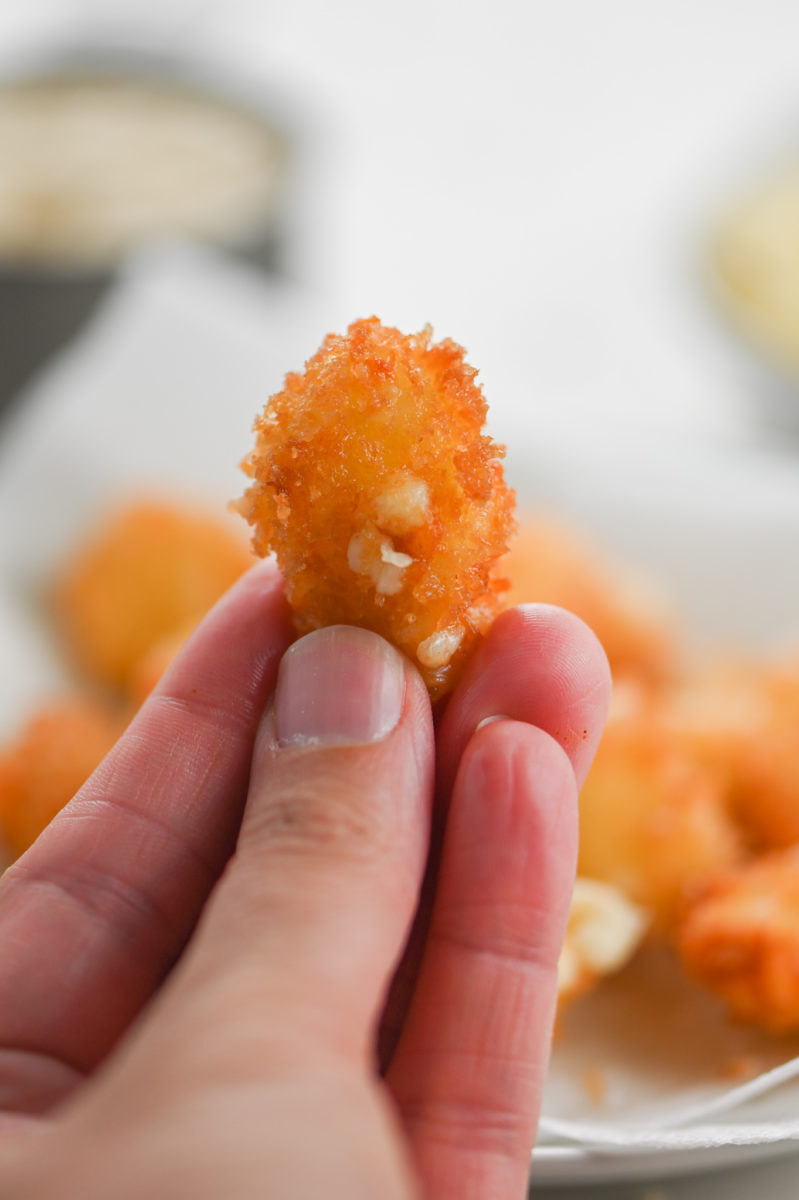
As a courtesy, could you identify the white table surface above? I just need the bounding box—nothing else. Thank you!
[2,2,799,1195]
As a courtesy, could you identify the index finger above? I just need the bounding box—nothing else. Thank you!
[0,559,292,1110]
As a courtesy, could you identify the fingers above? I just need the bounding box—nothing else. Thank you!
[380,606,610,1193]
[0,560,292,1100]
[379,603,611,1066]
[437,603,612,799]
[158,625,435,1071]
[387,718,578,1198]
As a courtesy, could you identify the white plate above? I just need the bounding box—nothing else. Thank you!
[531,1139,799,1187]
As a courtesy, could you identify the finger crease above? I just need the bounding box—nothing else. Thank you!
[66,791,220,886]
[400,1094,531,1158]
[6,863,180,952]
[426,918,561,977]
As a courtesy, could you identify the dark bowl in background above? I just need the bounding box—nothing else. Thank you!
[0,42,296,410]
[0,264,108,406]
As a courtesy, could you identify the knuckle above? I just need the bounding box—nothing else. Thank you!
[402,1094,532,1162]
[7,858,173,952]
[244,767,392,867]
[431,899,562,975]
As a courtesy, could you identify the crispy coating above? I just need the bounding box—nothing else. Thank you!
[577,683,743,932]
[236,318,515,699]
[663,657,799,851]
[53,501,252,690]
[677,847,799,1033]
[503,513,678,685]
[0,700,123,857]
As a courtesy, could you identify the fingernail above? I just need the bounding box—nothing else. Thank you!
[476,714,511,732]
[275,626,405,747]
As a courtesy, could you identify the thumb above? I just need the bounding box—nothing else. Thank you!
[179,625,435,1064]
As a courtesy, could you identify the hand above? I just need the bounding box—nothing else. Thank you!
[0,559,610,1199]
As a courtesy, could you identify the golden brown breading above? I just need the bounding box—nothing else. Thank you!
[502,514,678,686]
[662,657,799,851]
[0,700,124,857]
[577,683,743,932]
[235,318,515,699]
[53,501,252,690]
[676,846,799,1033]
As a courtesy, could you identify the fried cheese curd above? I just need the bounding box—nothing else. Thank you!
[677,847,799,1033]
[236,319,515,699]
[577,682,743,933]
[502,514,677,685]
[662,656,799,851]
[53,500,252,693]
[0,699,123,857]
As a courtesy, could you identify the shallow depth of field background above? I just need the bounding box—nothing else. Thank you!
[2,0,799,644]
[3,5,799,1197]
[2,0,799,443]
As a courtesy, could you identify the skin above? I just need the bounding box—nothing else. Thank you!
[0,560,610,1199]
